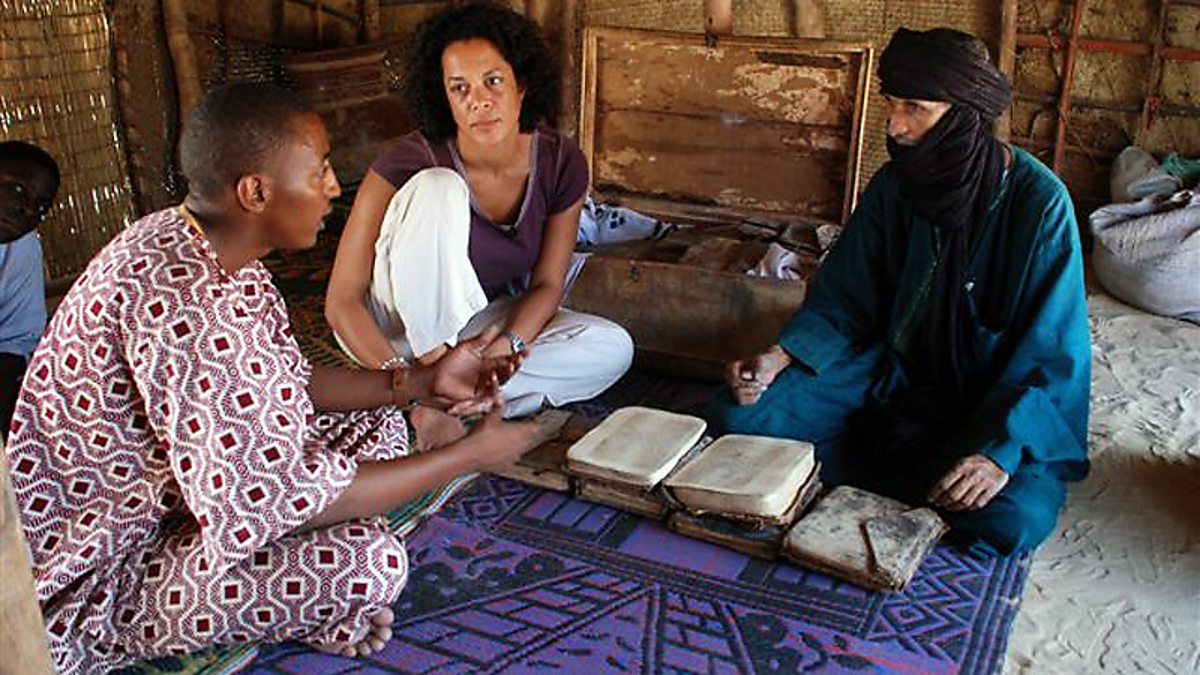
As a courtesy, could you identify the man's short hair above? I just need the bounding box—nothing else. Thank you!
[0,140,61,195]
[179,83,315,200]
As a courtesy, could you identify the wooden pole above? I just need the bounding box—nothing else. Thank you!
[0,452,55,675]
[315,0,325,48]
[362,0,381,43]
[524,0,553,27]
[997,0,1018,142]
[558,0,582,137]
[704,0,733,37]
[788,0,826,38]
[1017,33,1200,61]
[162,0,204,121]
[1136,0,1171,144]
[1052,0,1086,176]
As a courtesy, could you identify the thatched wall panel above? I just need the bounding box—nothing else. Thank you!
[1141,114,1200,157]
[1014,47,1064,101]
[1161,60,1200,109]
[1,0,136,282]
[1017,0,1068,33]
[1167,4,1200,49]
[1079,0,1157,42]
[1072,52,1154,107]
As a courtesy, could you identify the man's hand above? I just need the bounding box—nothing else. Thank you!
[461,399,541,472]
[426,326,525,408]
[725,344,793,405]
[928,454,1009,511]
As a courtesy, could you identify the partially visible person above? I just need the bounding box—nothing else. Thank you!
[710,28,1091,555]
[0,140,58,439]
[326,1,633,418]
[5,83,541,674]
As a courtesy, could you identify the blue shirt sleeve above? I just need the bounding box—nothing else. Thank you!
[0,233,47,360]
[779,171,891,374]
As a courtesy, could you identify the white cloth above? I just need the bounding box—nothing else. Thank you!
[341,168,635,417]
[577,196,675,246]
[1089,189,1200,323]
[368,168,488,357]
[453,297,634,418]
[747,242,803,280]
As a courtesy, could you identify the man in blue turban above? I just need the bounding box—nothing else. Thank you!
[711,28,1090,555]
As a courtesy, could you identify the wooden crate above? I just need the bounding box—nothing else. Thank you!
[566,27,872,378]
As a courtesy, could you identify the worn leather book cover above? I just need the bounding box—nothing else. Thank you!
[577,478,672,520]
[664,434,817,522]
[667,477,823,559]
[566,406,706,488]
[782,485,948,592]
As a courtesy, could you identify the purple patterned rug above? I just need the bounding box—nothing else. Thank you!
[244,473,1028,674]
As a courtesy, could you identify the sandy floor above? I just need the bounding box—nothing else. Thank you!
[1004,292,1200,673]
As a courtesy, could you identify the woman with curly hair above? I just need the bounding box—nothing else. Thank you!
[326,1,632,418]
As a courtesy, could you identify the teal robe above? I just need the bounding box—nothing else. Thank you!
[711,147,1091,554]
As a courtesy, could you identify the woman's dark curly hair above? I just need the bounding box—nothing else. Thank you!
[403,1,561,141]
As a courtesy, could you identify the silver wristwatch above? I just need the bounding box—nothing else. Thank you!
[503,329,527,354]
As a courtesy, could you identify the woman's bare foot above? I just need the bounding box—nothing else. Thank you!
[410,405,467,452]
[311,607,395,658]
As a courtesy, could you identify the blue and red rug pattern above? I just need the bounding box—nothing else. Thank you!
[244,474,1028,674]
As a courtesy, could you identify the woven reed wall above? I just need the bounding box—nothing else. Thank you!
[1012,0,1200,213]
[584,0,998,190]
[0,0,136,282]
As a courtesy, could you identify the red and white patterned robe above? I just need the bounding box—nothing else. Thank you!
[5,207,410,674]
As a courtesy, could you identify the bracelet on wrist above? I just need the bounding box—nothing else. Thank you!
[390,366,419,409]
[379,354,408,371]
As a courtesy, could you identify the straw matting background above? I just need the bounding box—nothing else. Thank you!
[0,0,135,282]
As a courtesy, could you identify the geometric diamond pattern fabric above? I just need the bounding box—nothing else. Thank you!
[5,208,413,674]
[247,474,1029,674]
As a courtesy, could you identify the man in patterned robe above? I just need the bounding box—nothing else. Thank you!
[4,83,540,673]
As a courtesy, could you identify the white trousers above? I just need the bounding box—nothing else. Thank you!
[342,168,634,418]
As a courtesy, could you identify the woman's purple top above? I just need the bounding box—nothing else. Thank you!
[370,128,589,298]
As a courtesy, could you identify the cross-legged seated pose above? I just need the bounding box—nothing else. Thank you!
[325,1,633,418]
[4,83,541,674]
[710,28,1091,555]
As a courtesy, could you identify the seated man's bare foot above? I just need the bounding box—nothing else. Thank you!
[410,405,467,452]
[311,607,394,658]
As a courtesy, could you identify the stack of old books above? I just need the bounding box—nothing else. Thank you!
[495,406,946,592]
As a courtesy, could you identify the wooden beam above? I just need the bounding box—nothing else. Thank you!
[0,452,55,675]
[362,0,381,42]
[788,0,826,39]
[524,0,553,26]
[1016,34,1200,62]
[1052,0,1087,175]
[162,0,204,120]
[1014,90,1200,118]
[997,0,1018,142]
[704,0,733,37]
[1136,0,1172,143]
[316,0,324,46]
[558,0,582,136]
